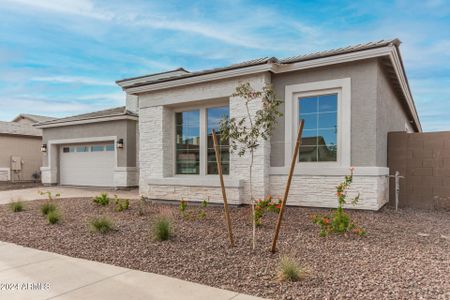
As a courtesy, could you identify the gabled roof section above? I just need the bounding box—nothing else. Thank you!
[0,121,42,137]
[12,113,55,123]
[35,106,138,128]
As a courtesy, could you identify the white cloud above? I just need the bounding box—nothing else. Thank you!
[31,76,114,86]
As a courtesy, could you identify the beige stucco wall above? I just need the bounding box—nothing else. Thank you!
[42,119,137,168]
[375,63,412,166]
[271,59,379,167]
[0,134,42,181]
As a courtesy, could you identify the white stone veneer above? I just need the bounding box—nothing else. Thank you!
[269,174,389,210]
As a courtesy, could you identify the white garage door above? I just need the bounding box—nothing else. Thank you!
[60,143,115,186]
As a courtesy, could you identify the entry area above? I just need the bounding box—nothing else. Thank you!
[59,142,115,187]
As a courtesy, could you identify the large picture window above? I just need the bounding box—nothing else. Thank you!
[207,106,229,175]
[175,105,229,175]
[176,110,200,174]
[299,93,337,162]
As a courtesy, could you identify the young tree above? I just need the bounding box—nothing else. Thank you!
[219,82,282,250]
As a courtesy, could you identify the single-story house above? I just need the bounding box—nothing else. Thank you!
[36,39,421,210]
[0,114,54,181]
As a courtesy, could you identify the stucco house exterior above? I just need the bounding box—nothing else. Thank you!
[37,39,421,210]
[0,114,54,181]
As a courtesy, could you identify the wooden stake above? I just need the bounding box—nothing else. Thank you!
[212,129,235,247]
[271,119,304,253]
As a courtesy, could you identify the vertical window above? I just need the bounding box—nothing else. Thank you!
[176,110,200,174]
[299,94,337,162]
[207,106,229,175]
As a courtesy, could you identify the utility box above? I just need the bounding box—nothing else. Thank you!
[11,156,22,171]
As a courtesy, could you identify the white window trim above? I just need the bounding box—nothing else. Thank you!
[173,103,229,177]
[284,78,351,172]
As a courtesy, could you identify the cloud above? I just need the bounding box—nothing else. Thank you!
[30,76,114,86]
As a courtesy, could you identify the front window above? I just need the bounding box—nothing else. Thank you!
[175,105,229,175]
[176,110,200,174]
[207,106,229,175]
[299,93,337,162]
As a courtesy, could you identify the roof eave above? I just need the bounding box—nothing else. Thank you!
[35,113,138,129]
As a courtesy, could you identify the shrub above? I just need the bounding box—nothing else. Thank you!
[114,195,129,212]
[254,195,282,226]
[152,217,172,241]
[41,202,56,215]
[47,210,60,224]
[277,256,305,282]
[313,168,366,237]
[9,200,24,212]
[93,193,110,206]
[198,198,208,220]
[178,199,187,216]
[90,217,114,234]
[39,191,60,201]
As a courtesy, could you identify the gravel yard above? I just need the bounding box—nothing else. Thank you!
[0,197,448,300]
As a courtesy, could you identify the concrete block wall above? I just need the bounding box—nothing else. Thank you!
[388,131,450,210]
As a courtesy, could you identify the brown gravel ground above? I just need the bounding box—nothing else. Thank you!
[0,198,448,300]
[0,181,42,191]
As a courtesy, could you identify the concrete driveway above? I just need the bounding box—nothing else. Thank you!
[0,242,264,300]
[0,186,139,205]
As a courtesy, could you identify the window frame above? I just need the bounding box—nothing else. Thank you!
[173,102,230,177]
[284,78,351,171]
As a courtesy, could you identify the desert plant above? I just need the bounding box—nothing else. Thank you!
[277,256,305,282]
[152,217,172,241]
[47,210,60,224]
[39,191,60,201]
[40,202,56,215]
[9,200,24,212]
[93,193,110,206]
[178,198,187,216]
[219,82,282,249]
[90,217,114,234]
[114,195,129,212]
[138,196,146,216]
[197,198,208,220]
[254,195,281,226]
[313,168,366,237]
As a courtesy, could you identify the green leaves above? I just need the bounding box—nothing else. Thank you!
[219,82,283,157]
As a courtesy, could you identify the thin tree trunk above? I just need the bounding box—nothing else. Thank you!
[244,101,257,250]
[250,150,255,250]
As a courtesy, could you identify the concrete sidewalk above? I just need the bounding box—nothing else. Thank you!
[0,187,139,205]
[0,242,265,300]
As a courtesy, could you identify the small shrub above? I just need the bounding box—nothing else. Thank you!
[90,217,114,234]
[93,193,110,206]
[198,198,208,220]
[138,196,146,216]
[9,200,24,212]
[114,195,129,212]
[152,217,172,241]
[39,191,60,201]
[179,199,187,216]
[254,195,281,226]
[40,202,56,215]
[277,256,305,282]
[313,168,366,237]
[47,210,60,224]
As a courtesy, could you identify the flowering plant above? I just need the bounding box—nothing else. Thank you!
[254,195,282,226]
[313,168,366,237]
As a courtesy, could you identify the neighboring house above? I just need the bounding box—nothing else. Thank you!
[35,107,138,188]
[0,114,54,181]
[37,39,421,210]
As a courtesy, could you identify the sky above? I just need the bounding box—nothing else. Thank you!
[0,0,449,131]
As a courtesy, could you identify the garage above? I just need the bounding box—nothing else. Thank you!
[59,143,115,186]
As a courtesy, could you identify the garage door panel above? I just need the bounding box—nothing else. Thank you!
[60,144,115,187]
